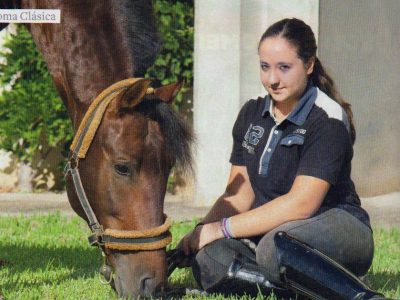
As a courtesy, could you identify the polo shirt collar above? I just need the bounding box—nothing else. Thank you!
[262,81,318,126]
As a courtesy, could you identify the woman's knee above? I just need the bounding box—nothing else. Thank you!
[193,239,254,290]
[254,211,375,281]
[255,230,282,284]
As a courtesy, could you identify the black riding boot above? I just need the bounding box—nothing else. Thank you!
[274,231,388,300]
[206,253,296,298]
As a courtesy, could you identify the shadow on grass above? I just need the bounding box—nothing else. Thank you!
[0,243,101,291]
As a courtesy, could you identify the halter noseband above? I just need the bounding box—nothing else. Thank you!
[65,78,172,253]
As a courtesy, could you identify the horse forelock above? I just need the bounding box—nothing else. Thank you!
[120,99,195,175]
[112,0,161,77]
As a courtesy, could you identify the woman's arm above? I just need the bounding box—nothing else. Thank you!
[193,175,330,251]
[179,165,254,256]
[199,165,255,224]
[229,175,330,237]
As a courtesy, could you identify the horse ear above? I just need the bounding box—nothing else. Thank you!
[116,78,152,110]
[154,80,184,103]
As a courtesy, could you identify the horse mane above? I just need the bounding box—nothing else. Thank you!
[114,1,161,76]
[135,99,195,174]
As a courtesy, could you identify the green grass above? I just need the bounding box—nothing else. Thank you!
[0,213,399,299]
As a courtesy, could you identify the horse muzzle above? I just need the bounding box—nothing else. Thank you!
[108,250,167,299]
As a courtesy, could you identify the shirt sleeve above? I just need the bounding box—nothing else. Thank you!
[297,119,352,185]
[229,104,247,166]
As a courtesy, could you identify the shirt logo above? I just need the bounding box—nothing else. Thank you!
[242,124,264,154]
[293,128,307,135]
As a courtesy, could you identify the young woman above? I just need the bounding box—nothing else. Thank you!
[174,18,387,299]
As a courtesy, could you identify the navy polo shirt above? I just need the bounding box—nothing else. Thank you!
[230,84,370,226]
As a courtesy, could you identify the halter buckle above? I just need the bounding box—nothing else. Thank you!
[88,224,104,247]
[64,156,79,177]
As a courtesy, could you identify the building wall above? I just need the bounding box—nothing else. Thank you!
[193,0,242,206]
[318,0,400,196]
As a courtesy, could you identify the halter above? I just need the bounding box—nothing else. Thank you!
[65,78,172,261]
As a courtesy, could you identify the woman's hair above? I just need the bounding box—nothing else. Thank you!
[259,18,356,143]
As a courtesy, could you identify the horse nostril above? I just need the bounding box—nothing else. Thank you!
[140,276,157,296]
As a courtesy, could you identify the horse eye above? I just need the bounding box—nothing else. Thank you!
[114,164,131,176]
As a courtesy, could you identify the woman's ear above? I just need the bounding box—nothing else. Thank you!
[306,57,315,75]
[154,81,184,104]
[115,78,152,110]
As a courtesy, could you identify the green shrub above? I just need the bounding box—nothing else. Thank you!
[146,0,194,111]
[0,25,72,164]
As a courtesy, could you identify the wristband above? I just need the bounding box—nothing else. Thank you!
[220,218,235,239]
[225,217,235,238]
[220,218,229,238]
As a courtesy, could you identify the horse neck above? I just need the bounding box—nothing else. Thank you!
[22,1,158,129]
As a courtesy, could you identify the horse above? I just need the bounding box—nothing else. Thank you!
[0,1,193,298]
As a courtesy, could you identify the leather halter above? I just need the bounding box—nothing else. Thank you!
[65,78,172,252]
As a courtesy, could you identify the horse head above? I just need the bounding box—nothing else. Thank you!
[66,78,193,297]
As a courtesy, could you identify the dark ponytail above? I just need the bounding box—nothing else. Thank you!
[312,58,356,142]
[259,18,356,143]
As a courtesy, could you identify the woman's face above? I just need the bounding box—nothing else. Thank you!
[259,37,314,106]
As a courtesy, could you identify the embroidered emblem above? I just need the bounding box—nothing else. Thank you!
[242,124,264,154]
[293,128,307,135]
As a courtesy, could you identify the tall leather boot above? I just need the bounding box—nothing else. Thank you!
[274,231,388,300]
[207,253,297,298]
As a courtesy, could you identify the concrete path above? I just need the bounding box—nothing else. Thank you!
[0,192,398,228]
[0,192,210,222]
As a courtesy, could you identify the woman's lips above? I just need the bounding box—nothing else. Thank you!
[270,87,284,93]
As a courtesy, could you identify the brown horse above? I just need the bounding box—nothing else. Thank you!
[0,1,193,298]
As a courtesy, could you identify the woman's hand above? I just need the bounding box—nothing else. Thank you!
[185,222,223,254]
[174,222,224,267]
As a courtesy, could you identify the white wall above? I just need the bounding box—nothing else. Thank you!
[193,0,242,206]
[318,0,400,196]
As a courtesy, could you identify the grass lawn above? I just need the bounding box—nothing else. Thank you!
[0,213,399,299]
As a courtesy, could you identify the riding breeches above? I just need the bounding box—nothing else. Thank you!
[192,208,374,290]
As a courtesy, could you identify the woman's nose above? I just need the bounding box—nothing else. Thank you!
[268,70,279,86]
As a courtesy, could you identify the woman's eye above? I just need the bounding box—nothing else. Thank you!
[279,65,290,71]
[114,164,131,176]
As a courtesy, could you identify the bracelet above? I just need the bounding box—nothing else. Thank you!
[220,218,228,238]
[220,217,235,239]
[225,217,235,238]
